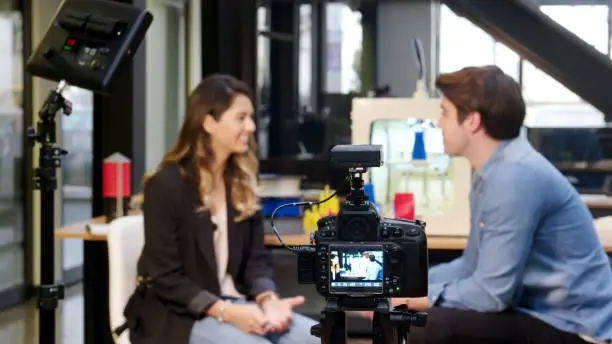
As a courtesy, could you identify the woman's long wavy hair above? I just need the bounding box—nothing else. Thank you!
[158,74,260,221]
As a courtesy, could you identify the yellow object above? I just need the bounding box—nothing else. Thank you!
[320,185,340,217]
[302,205,319,234]
[318,187,329,216]
[302,185,342,234]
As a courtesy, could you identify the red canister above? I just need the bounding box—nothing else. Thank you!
[103,152,131,222]
[394,193,415,220]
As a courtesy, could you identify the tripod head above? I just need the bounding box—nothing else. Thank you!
[40,80,71,119]
[28,80,72,143]
[26,80,72,191]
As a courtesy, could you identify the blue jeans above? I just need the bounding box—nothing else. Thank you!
[188,299,320,344]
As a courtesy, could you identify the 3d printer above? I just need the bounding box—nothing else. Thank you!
[349,39,471,237]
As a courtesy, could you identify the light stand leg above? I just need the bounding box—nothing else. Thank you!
[39,184,60,343]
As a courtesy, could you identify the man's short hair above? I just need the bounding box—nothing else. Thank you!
[435,65,526,140]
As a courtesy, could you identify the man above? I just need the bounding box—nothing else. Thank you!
[365,253,382,281]
[400,66,612,343]
[353,252,371,277]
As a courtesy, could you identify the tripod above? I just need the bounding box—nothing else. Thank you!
[310,297,427,344]
[27,79,72,344]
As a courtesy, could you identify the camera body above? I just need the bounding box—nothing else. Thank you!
[297,144,429,299]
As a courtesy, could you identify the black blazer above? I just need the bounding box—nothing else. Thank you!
[124,164,276,344]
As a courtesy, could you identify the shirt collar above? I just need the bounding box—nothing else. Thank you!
[475,137,520,181]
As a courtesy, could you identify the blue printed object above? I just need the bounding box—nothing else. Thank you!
[412,131,427,160]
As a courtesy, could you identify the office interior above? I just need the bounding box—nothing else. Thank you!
[1,0,612,343]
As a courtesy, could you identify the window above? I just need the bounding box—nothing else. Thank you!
[256,5,270,110]
[256,4,271,159]
[439,5,496,74]
[493,42,521,82]
[325,3,362,94]
[439,5,522,80]
[299,4,312,108]
[522,5,610,103]
[439,3,610,126]
[0,2,24,294]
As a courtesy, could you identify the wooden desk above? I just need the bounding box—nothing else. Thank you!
[262,233,470,251]
[556,161,612,173]
[56,216,612,253]
[55,217,471,251]
[262,231,612,253]
[582,195,612,210]
[55,216,108,241]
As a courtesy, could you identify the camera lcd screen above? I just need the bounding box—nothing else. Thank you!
[329,246,384,294]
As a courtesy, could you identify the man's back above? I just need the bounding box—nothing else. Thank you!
[428,136,612,341]
[365,260,382,280]
[507,138,612,340]
[411,64,611,344]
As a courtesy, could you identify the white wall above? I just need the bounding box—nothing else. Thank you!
[187,0,201,93]
[377,1,439,97]
[145,0,169,172]
[144,0,187,173]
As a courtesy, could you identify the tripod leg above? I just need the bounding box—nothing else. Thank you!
[372,312,399,344]
[397,326,409,344]
[318,310,347,344]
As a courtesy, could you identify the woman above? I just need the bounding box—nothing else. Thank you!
[125,74,319,344]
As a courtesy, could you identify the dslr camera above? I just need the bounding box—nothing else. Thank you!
[297,144,429,300]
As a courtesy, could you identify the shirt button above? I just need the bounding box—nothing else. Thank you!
[479,222,484,228]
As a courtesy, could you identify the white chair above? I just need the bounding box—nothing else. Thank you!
[107,215,145,344]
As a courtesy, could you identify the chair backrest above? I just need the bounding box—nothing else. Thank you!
[107,215,145,344]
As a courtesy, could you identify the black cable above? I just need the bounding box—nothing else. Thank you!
[269,201,316,253]
[269,176,351,253]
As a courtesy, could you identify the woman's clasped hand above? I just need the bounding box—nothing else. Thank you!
[261,296,306,333]
[222,296,306,335]
[222,302,270,335]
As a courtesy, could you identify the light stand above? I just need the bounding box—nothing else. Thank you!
[25,2,152,342]
[27,79,72,344]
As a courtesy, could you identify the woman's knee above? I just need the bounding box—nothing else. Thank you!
[278,313,319,344]
[189,317,270,344]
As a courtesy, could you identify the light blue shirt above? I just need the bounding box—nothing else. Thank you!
[365,261,382,280]
[428,136,612,341]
